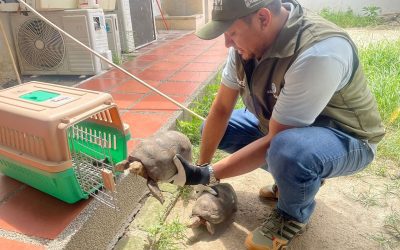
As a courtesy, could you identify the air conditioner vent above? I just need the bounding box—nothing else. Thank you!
[17,18,65,70]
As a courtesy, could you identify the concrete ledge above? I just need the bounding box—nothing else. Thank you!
[114,183,180,250]
[155,14,205,31]
[47,174,149,250]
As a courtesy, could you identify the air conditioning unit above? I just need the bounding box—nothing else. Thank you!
[99,0,116,11]
[11,9,111,76]
[0,0,77,12]
[106,0,135,53]
[105,14,121,62]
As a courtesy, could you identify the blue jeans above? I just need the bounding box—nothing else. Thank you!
[204,109,374,223]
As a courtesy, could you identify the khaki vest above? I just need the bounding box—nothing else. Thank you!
[236,0,385,143]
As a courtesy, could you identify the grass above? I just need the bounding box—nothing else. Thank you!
[319,7,383,28]
[176,74,221,146]
[346,186,382,208]
[360,40,400,128]
[148,217,187,250]
[384,211,400,239]
[369,233,397,250]
[368,211,400,249]
[178,185,194,206]
[112,53,123,65]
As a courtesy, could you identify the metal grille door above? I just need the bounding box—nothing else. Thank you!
[130,0,156,48]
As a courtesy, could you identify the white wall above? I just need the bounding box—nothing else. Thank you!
[152,0,161,16]
[298,0,400,15]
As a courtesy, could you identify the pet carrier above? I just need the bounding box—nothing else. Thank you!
[0,81,131,208]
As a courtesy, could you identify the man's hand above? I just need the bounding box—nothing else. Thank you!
[168,154,210,186]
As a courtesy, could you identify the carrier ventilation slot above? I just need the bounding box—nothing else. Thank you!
[70,125,117,150]
[0,126,46,160]
[90,110,113,123]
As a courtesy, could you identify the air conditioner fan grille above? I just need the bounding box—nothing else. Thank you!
[17,19,65,71]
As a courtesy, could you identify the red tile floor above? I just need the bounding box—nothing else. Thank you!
[0,31,227,248]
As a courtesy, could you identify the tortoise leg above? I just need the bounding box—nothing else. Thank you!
[147,178,164,204]
[115,159,130,172]
[187,216,202,228]
[205,221,215,235]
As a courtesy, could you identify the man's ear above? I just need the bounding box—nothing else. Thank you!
[257,8,272,28]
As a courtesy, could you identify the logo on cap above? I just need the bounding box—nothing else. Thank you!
[244,0,261,8]
[213,0,223,11]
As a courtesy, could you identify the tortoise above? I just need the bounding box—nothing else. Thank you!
[115,130,192,203]
[188,183,238,234]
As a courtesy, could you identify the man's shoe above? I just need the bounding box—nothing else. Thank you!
[245,209,307,250]
[259,184,279,200]
[259,180,325,200]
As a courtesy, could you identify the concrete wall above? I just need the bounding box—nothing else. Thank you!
[298,0,400,15]
[160,0,203,16]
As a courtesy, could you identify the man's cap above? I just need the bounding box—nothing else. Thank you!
[196,0,274,40]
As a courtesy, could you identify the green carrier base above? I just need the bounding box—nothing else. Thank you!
[0,157,86,204]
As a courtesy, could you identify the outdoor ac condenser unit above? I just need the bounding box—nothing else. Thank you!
[11,9,111,76]
[105,14,121,61]
[106,0,135,53]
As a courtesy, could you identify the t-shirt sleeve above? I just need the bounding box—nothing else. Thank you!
[271,37,354,126]
[221,47,241,90]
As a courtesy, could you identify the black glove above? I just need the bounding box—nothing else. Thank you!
[170,154,210,186]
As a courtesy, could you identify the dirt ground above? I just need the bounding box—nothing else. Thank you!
[165,27,400,250]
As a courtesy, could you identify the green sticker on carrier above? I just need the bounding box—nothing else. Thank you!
[20,90,60,102]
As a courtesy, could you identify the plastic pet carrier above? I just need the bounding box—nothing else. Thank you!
[0,82,130,208]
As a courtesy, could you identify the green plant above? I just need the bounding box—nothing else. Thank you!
[178,185,193,206]
[148,217,187,250]
[383,180,400,198]
[176,73,221,145]
[346,186,381,208]
[319,7,382,28]
[112,53,122,65]
[384,211,400,240]
[362,6,381,24]
[368,233,396,249]
[360,40,400,127]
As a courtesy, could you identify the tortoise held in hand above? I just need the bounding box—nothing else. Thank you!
[188,183,238,235]
[116,130,192,203]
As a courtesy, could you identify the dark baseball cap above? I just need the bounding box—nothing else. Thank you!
[196,0,274,40]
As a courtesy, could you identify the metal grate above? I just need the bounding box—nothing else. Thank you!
[68,125,118,210]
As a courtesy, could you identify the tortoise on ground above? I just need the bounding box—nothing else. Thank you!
[188,183,238,234]
[115,130,192,203]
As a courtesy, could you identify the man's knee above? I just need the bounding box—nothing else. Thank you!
[267,129,317,178]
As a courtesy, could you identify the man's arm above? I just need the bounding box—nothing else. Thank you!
[211,118,293,179]
[198,84,239,164]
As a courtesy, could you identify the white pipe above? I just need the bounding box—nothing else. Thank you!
[16,0,205,121]
[0,20,22,85]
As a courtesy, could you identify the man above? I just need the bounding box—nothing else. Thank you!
[170,0,385,249]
